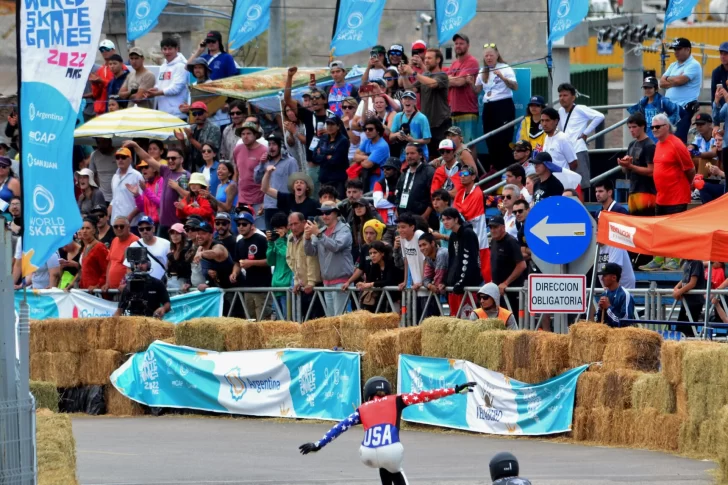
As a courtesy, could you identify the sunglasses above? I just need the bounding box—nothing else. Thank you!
[324,121,337,126]
[514,209,525,215]
[460,172,473,177]
[138,226,154,232]
[99,47,112,53]
[115,155,129,160]
[205,39,218,43]
[383,77,396,81]
[237,222,251,227]
[184,227,198,232]
[167,156,182,161]
[201,149,214,154]
[342,105,355,110]
[514,148,529,152]
[389,51,403,56]
[91,213,106,217]
[651,125,665,130]
[439,149,453,155]
[191,110,205,116]
[412,49,425,55]
[311,96,324,101]
[112,225,127,230]
[479,294,492,300]
[215,221,229,226]
[230,111,244,116]
[365,127,376,132]
[504,195,512,200]
[483,43,497,49]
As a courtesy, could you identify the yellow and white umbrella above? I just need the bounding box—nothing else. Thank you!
[74,105,189,143]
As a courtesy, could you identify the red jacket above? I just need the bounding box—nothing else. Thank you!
[176,194,215,226]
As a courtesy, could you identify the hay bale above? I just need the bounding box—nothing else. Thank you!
[699,419,720,455]
[590,406,615,444]
[676,383,688,416]
[679,417,702,455]
[340,311,400,351]
[502,331,534,376]
[366,330,399,367]
[420,317,459,358]
[513,368,540,384]
[174,319,228,351]
[473,330,507,372]
[30,320,46,353]
[569,321,611,367]
[602,327,662,372]
[661,340,684,385]
[575,370,604,409]
[105,386,144,416]
[598,369,639,410]
[534,333,570,381]
[448,319,505,362]
[224,321,266,351]
[395,327,422,356]
[642,411,683,451]
[96,318,119,350]
[611,409,638,446]
[631,373,675,414]
[30,381,59,413]
[115,317,174,353]
[36,411,78,485]
[362,355,398,392]
[682,341,728,387]
[687,382,727,423]
[571,407,592,441]
[718,406,728,481]
[256,320,301,349]
[300,316,342,349]
[30,352,81,388]
[37,319,98,353]
[80,350,123,386]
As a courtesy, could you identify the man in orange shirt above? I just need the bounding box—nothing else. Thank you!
[102,216,139,290]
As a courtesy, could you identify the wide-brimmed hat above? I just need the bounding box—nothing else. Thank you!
[189,172,208,187]
[287,172,314,193]
[186,57,210,74]
[235,121,262,137]
[75,168,98,187]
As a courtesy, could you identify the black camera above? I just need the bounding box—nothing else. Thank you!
[123,247,151,316]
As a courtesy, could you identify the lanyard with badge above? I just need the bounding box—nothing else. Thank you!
[399,169,417,208]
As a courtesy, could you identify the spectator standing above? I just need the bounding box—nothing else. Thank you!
[447,34,480,145]
[627,76,682,143]
[106,55,130,107]
[343,218,386,292]
[12,237,59,290]
[618,113,656,216]
[221,100,246,161]
[660,38,703,143]
[351,118,389,191]
[442,208,483,317]
[75,218,109,290]
[147,38,189,120]
[639,114,695,271]
[194,220,234,292]
[254,133,299,227]
[324,61,360,116]
[489,215,526,314]
[531,152,565,204]
[314,114,350,198]
[400,49,451,158]
[362,45,388,83]
[501,184,520,238]
[233,121,268,227]
[76,168,105,216]
[690,114,724,203]
[387,44,407,69]
[454,166,491,283]
[356,241,400,313]
[131,160,162,224]
[287,212,324,319]
[232,212,273,319]
[390,91,431,161]
[541,108,578,171]
[304,202,354,316]
[266,213,293,318]
[90,40,125,116]
[431,139,462,198]
[103,216,139,290]
[262,171,319,220]
[445,126,478,173]
[214,161,238,222]
[557,83,605,189]
[89,138,117,203]
[118,47,156,109]
[471,44,518,170]
[384,67,404,104]
[519,96,547,155]
[419,232,448,297]
[431,189,452,248]
[349,199,381,264]
[341,97,363,164]
[189,31,238,80]
[123,215,171,282]
[594,180,629,219]
[90,204,114,248]
[510,140,536,177]
[598,243,636,290]
[470,283,518,329]
[109,148,144,230]
[673,259,707,337]
[372,158,400,225]
[197,142,221,196]
[595,263,635,328]
[395,144,436,227]
[513,199,531,266]
[337,180,363,221]
[213,212,237,256]
[166,223,192,291]
[395,213,430,310]
[58,239,82,290]
[283,104,307,170]
[175,173,215,226]
[176,101,222,172]
[712,42,728,104]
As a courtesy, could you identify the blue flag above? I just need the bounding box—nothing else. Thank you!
[548,0,589,44]
[126,0,168,42]
[330,0,387,57]
[20,0,106,276]
[435,0,476,46]
[664,0,700,32]
[228,0,273,51]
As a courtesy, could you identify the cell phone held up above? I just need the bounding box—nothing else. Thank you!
[360,84,375,95]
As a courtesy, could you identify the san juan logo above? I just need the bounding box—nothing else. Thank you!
[225,366,247,401]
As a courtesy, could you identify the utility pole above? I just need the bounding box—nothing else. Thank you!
[268,0,282,67]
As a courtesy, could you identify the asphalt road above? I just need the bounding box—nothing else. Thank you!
[73,416,714,485]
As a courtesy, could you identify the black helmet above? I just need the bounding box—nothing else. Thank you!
[489,452,519,481]
[363,376,391,401]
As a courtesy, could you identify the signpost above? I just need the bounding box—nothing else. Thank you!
[528,274,587,314]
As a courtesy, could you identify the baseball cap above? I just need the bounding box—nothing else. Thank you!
[75,168,98,187]
[532,152,553,164]
[411,40,426,51]
[136,160,148,168]
[329,60,345,70]
[90,204,107,215]
[453,33,470,43]
[215,212,232,222]
[598,262,622,278]
[528,95,545,107]
[0,156,11,168]
[205,31,223,43]
[190,101,208,112]
[401,90,417,100]
[236,121,261,137]
[128,47,145,57]
[184,218,201,231]
[388,44,404,54]
[198,221,214,233]
[138,215,155,227]
[670,37,691,49]
[721,41,728,53]
[318,201,340,214]
[371,45,386,55]
[350,198,370,208]
[642,76,658,88]
[694,113,713,124]
[439,139,455,151]
[446,126,463,136]
[115,147,132,158]
[488,215,505,227]
[382,157,401,171]
[235,212,255,225]
[99,39,115,51]
[510,140,533,151]
[169,223,187,236]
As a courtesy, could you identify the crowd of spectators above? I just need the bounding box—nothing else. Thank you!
[4,32,728,329]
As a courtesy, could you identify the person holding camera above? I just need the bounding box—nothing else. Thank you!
[114,254,171,318]
[266,213,293,319]
[389,91,431,161]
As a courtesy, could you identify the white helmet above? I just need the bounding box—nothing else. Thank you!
[477,283,500,302]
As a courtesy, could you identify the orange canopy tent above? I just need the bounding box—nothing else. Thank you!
[597,194,728,261]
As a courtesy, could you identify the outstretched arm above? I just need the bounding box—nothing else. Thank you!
[400,382,476,407]
[299,410,361,454]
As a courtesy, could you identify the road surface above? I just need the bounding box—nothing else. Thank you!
[73,416,714,485]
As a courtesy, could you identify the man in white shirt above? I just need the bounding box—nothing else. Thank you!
[123,215,171,281]
[501,184,520,239]
[109,147,145,230]
[395,213,438,317]
[598,244,636,289]
[145,37,189,120]
[557,83,605,189]
[541,107,578,171]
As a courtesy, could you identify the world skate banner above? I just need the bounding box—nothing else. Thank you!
[20,0,106,274]
[126,0,168,42]
[398,354,588,435]
[111,342,361,421]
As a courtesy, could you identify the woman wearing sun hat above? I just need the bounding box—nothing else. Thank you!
[174,172,215,226]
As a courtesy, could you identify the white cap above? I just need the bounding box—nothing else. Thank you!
[438,139,455,151]
[75,168,97,187]
[477,283,500,302]
[99,39,115,50]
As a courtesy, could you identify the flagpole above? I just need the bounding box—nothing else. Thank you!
[546,0,553,106]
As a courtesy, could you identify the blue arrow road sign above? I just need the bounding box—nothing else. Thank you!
[524,196,593,265]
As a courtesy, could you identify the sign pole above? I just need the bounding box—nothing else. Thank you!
[585,242,602,322]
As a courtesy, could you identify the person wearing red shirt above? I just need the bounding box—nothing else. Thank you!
[175,172,215,226]
[75,218,109,290]
[431,139,463,198]
[89,40,128,116]
[447,34,480,146]
[102,216,139,291]
[454,166,491,283]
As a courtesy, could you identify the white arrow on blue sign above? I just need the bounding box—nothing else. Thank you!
[524,196,594,265]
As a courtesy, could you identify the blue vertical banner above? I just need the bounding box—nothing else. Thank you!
[435,0,476,46]
[548,0,589,44]
[126,0,169,42]
[663,0,700,32]
[228,0,273,51]
[330,0,387,56]
[20,1,106,276]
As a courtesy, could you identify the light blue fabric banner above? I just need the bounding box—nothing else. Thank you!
[164,288,224,323]
[126,0,169,42]
[663,0,700,32]
[330,0,387,57]
[548,0,589,44]
[112,343,361,420]
[228,0,273,51]
[399,354,588,435]
[435,0,476,46]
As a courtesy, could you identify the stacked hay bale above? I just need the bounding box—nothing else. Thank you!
[31,381,60,412]
[36,409,79,485]
[174,317,306,351]
[300,316,343,349]
[363,326,423,391]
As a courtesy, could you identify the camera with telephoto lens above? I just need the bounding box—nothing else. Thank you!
[124,247,151,316]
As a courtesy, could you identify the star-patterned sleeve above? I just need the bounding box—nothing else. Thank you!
[400,388,456,407]
[314,410,361,448]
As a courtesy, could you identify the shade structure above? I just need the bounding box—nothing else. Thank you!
[74,105,189,142]
[193,67,332,102]
[597,193,728,261]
